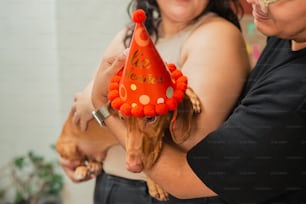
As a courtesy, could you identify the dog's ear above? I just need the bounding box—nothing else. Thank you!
[169,94,194,144]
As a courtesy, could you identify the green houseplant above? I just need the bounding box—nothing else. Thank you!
[0,148,64,204]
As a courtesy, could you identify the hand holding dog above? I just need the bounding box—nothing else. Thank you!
[91,51,126,110]
[59,156,98,182]
[72,82,95,131]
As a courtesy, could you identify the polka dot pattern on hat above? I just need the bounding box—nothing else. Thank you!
[107,9,188,117]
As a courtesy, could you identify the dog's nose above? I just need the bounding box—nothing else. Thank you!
[126,156,144,173]
[126,163,143,173]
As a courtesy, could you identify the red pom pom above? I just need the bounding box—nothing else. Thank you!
[111,75,121,83]
[109,82,119,91]
[131,105,144,117]
[167,63,177,72]
[174,90,185,102]
[111,97,124,110]
[177,76,188,84]
[175,81,187,91]
[132,9,146,23]
[156,104,168,115]
[144,104,156,116]
[171,70,183,80]
[108,90,119,101]
[120,103,132,116]
[166,98,178,111]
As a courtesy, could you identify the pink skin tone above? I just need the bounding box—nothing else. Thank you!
[156,0,208,37]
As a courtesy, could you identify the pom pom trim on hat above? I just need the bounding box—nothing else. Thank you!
[132,9,146,23]
[108,63,188,117]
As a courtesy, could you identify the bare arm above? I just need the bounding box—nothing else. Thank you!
[178,16,250,150]
[145,17,250,198]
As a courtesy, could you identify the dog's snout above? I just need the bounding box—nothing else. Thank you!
[126,154,144,173]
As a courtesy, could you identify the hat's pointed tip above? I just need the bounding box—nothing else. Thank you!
[132,9,146,23]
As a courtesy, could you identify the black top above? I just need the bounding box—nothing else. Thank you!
[187,37,306,203]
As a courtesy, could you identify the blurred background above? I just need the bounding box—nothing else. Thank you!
[0,0,265,203]
[0,0,128,203]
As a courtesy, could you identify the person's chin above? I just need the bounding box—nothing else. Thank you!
[253,19,275,36]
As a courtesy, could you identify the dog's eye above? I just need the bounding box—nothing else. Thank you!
[118,112,125,121]
[145,116,156,123]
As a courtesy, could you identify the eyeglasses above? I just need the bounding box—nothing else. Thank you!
[258,0,280,13]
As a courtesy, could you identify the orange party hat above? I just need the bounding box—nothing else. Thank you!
[108,9,188,117]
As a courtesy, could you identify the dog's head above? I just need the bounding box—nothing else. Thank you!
[56,107,118,163]
[119,94,195,173]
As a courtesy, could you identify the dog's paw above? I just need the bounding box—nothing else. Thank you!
[74,166,89,181]
[87,161,103,175]
[146,177,169,201]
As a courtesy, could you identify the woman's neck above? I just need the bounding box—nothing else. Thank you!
[158,19,189,38]
[158,12,214,39]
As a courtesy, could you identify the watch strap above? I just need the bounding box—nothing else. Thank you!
[92,104,111,127]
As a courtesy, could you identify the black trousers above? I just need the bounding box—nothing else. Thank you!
[94,172,226,204]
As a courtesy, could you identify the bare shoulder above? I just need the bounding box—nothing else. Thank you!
[185,14,245,51]
[181,14,250,73]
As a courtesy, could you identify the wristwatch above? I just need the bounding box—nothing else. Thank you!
[92,104,111,127]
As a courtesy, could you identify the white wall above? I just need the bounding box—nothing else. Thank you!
[57,0,129,113]
[0,0,128,203]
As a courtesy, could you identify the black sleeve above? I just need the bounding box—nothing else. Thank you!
[187,67,306,203]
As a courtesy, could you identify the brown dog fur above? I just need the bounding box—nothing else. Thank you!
[56,87,200,201]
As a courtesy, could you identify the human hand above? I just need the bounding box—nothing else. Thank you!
[92,51,127,109]
[72,82,95,131]
[59,156,82,183]
[59,156,97,183]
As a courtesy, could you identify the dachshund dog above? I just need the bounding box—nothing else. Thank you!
[56,87,201,201]
[123,87,201,172]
